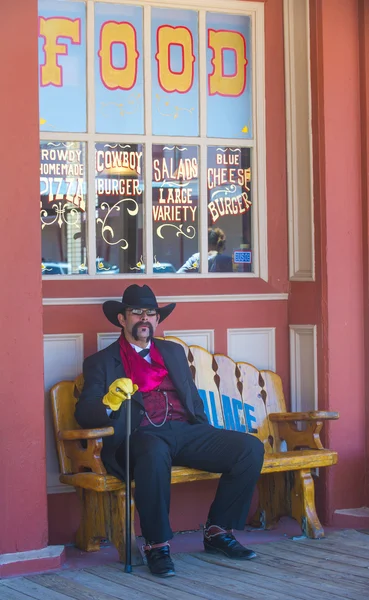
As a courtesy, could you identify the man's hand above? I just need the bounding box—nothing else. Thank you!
[102,378,139,411]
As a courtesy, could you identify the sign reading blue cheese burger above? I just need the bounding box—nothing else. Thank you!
[207,146,253,273]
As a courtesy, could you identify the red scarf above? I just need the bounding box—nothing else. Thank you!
[119,332,168,392]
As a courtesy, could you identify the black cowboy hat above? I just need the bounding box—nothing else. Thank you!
[103,284,176,327]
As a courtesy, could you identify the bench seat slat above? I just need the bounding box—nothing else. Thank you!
[60,449,338,492]
[269,411,339,422]
[60,473,125,492]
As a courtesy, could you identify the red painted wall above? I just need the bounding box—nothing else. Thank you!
[43,299,289,370]
[0,0,48,554]
[322,0,366,518]
[45,0,290,544]
[358,0,369,507]
[289,0,367,523]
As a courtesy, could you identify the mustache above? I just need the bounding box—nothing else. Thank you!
[132,321,154,341]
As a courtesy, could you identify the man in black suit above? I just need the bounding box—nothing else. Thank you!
[75,284,264,577]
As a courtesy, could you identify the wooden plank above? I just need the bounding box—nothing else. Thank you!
[254,548,369,592]
[108,560,256,600]
[170,467,220,484]
[26,573,118,600]
[296,529,369,552]
[0,584,43,600]
[50,380,79,476]
[177,555,332,600]
[86,565,205,600]
[333,529,369,548]
[185,551,368,600]
[260,370,287,413]
[174,553,309,600]
[176,554,315,600]
[2,578,73,600]
[212,354,247,433]
[256,542,369,580]
[61,569,170,600]
[260,449,337,471]
[291,535,369,559]
[260,370,287,451]
[163,336,190,356]
[170,446,337,483]
[131,560,275,600]
[178,553,360,600]
[328,529,369,542]
[237,362,273,452]
[261,537,369,569]
[189,346,223,428]
[269,411,339,421]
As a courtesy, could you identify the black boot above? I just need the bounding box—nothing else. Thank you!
[203,524,257,560]
[143,542,175,577]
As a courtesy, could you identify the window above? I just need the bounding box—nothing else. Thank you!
[38,0,266,278]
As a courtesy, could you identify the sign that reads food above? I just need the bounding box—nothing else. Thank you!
[38,3,252,139]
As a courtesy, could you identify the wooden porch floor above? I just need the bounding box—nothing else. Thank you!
[1,530,369,599]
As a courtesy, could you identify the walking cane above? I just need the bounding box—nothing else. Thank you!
[124,391,132,573]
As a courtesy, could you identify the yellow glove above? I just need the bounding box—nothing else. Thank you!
[102,378,139,411]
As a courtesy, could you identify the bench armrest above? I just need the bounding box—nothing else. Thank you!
[269,411,339,422]
[58,427,114,441]
[269,411,339,451]
[60,428,113,475]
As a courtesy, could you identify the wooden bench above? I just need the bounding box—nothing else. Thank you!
[50,336,339,564]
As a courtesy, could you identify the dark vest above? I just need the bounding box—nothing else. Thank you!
[140,374,189,427]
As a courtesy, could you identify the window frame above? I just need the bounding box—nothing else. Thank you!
[39,0,267,280]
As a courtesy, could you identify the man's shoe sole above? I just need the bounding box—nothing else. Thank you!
[149,569,176,577]
[204,543,257,560]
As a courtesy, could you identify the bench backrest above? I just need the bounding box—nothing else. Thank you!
[166,337,286,454]
[50,376,84,475]
[50,337,287,474]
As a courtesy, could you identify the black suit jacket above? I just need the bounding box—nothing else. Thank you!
[74,338,208,479]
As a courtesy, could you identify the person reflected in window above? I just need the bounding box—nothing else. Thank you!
[177,227,233,273]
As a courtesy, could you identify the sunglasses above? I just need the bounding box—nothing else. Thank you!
[128,308,158,317]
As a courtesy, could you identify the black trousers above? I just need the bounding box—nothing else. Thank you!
[117,421,264,543]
